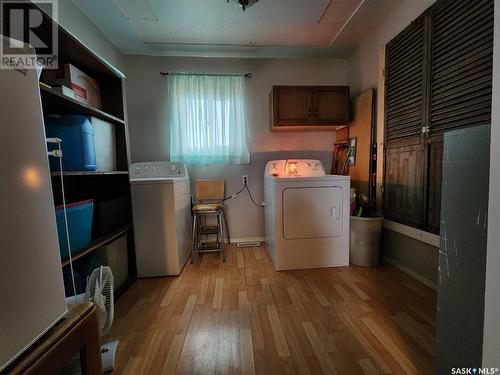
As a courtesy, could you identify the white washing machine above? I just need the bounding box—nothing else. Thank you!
[264,159,350,270]
[130,161,192,277]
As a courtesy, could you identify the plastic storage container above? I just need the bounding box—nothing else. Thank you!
[91,116,116,172]
[94,196,130,237]
[350,215,384,266]
[55,199,94,260]
[45,115,96,171]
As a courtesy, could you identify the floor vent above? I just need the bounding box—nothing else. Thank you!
[236,241,260,248]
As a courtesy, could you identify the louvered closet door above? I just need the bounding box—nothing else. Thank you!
[385,16,427,142]
[430,0,494,135]
[384,16,427,227]
[426,0,494,232]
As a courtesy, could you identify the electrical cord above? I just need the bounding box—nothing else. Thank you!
[51,140,78,300]
[220,184,246,202]
[219,180,265,208]
[244,183,264,208]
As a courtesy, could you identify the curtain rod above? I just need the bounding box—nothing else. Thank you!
[160,71,252,79]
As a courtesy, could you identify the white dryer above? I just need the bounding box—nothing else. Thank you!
[130,161,192,277]
[264,159,350,270]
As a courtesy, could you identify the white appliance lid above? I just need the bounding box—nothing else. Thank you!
[129,161,189,182]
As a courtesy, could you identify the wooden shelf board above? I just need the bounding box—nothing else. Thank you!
[61,225,132,267]
[50,171,129,177]
[270,125,346,132]
[40,86,125,126]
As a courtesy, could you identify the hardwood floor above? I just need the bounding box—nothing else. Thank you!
[107,245,436,374]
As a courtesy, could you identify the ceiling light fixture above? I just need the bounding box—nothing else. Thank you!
[227,0,259,11]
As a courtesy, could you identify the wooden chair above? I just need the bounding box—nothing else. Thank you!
[191,179,230,263]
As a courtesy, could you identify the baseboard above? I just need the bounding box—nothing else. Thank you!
[384,256,437,291]
[229,237,265,244]
[383,220,440,247]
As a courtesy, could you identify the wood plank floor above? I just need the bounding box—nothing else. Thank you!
[107,245,436,374]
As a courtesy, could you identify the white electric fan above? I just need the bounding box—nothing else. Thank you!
[85,266,118,372]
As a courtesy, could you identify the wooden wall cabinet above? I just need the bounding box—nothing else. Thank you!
[271,85,350,131]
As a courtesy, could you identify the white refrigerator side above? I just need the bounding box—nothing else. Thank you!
[0,57,68,369]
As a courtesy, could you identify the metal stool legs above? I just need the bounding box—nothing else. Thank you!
[222,207,230,245]
[216,211,226,261]
[190,213,199,264]
[191,209,226,263]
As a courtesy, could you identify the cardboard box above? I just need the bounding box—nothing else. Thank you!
[53,85,76,100]
[42,64,101,109]
[101,235,129,290]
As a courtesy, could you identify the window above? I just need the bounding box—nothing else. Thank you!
[168,73,250,164]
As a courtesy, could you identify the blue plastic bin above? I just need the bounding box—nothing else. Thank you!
[45,115,97,171]
[55,199,94,260]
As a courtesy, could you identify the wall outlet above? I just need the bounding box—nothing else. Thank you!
[242,175,248,185]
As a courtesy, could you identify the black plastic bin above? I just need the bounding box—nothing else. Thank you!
[94,196,130,236]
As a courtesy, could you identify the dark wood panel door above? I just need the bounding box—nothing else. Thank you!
[426,135,443,234]
[314,87,350,124]
[384,137,426,227]
[273,86,314,125]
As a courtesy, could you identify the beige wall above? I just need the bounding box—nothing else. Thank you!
[124,55,349,240]
[482,0,500,366]
[382,229,438,288]
[348,0,435,96]
[55,0,125,72]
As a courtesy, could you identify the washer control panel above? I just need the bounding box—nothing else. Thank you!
[130,161,188,179]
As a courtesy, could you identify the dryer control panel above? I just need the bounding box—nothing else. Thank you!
[130,161,188,179]
[265,159,325,178]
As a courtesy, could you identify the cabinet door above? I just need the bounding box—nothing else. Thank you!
[273,86,314,125]
[314,86,350,124]
[384,137,426,228]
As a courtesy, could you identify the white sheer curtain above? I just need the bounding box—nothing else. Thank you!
[168,73,250,164]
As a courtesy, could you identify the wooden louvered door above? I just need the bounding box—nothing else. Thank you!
[384,15,428,228]
[425,0,494,233]
[430,0,493,136]
[384,0,493,233]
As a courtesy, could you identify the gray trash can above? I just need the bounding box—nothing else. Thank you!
[350,215,384,266]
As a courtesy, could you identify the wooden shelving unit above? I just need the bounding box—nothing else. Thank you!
[51,171,129,176]
[40,86,126,126]
[61,225,132,267]
[8,2,137,299]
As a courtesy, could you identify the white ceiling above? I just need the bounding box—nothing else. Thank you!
[72,0,398,58]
